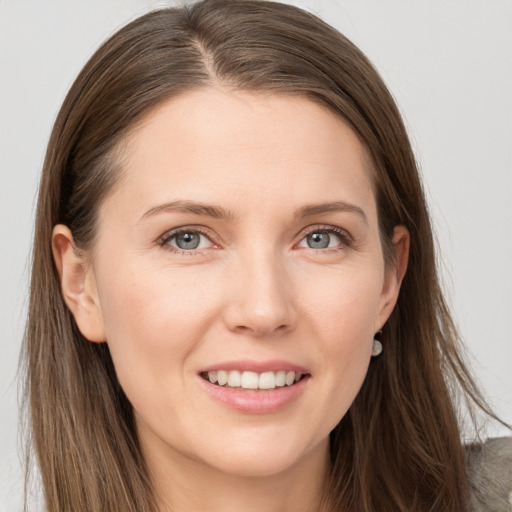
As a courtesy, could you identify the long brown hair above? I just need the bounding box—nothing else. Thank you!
[22,1,499,510]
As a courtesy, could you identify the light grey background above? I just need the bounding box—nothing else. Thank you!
[1,1,511,509]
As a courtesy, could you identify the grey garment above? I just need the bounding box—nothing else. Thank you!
[466,437,512,511]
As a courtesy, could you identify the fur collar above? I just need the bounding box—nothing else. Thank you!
[466,437,512,511]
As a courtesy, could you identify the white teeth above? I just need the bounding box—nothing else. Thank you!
[206,370,305,389]
[275,370,286,387]
[227,370,241,387]
[241,371,259,389]
[258,371,276,390]
[217,370,228,386]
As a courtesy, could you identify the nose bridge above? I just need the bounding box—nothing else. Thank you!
[225,244,296,336]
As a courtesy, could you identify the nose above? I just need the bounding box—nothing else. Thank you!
[223,250,297,337]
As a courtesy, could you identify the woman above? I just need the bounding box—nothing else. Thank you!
[22,1,511,511]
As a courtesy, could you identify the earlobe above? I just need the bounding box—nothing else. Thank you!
[52,225,106,343]
[376,225,410,330]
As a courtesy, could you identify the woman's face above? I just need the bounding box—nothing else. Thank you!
[57,88,407,479]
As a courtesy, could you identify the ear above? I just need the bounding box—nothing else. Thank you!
[375,225,410,331]
[52,224,106,343]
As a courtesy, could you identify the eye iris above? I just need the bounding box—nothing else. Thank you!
[175,232,200,250]
[307,232,330,249]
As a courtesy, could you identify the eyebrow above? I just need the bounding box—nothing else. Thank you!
[295,201,368,224]
[140,199,367,224]
[141,200,235,221]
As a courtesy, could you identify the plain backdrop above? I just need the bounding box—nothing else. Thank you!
[1,0,511,509]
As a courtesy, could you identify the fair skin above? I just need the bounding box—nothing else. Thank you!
[53,88,409,512]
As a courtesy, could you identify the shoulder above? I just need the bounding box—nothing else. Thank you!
[466,436,512,511]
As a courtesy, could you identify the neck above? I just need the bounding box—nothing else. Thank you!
[142,433,332,512]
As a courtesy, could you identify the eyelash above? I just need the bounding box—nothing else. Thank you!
[157,224,353,256]
[300,225,353,252]
[157,226,214,256]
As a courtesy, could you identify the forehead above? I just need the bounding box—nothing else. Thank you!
[104,88,376,222]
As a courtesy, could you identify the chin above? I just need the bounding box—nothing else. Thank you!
[206,449,304,478]
[196,429,326,478]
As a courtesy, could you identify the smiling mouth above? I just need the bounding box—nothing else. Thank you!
[200,370,309,391]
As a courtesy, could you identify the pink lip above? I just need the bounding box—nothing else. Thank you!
[199,359,309,374]
[198,374,310,414]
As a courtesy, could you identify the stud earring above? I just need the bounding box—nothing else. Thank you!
[371,338,383,357]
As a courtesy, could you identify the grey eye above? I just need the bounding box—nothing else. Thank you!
[174,232,202,250]
[162,228,215,253]
[306,232,331,249]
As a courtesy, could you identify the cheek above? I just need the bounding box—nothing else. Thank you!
[99,259,216,336]
[301,262,384,342]
[95,262,219,406]
[299,265,383,429]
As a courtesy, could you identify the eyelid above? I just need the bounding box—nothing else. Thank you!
[157,225,219,252]
[156,223,353,255]
[295,224,353,249]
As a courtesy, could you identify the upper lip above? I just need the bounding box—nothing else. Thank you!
[199,359,310,374]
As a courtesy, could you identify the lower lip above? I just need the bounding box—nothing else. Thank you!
[198,376,310,414]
